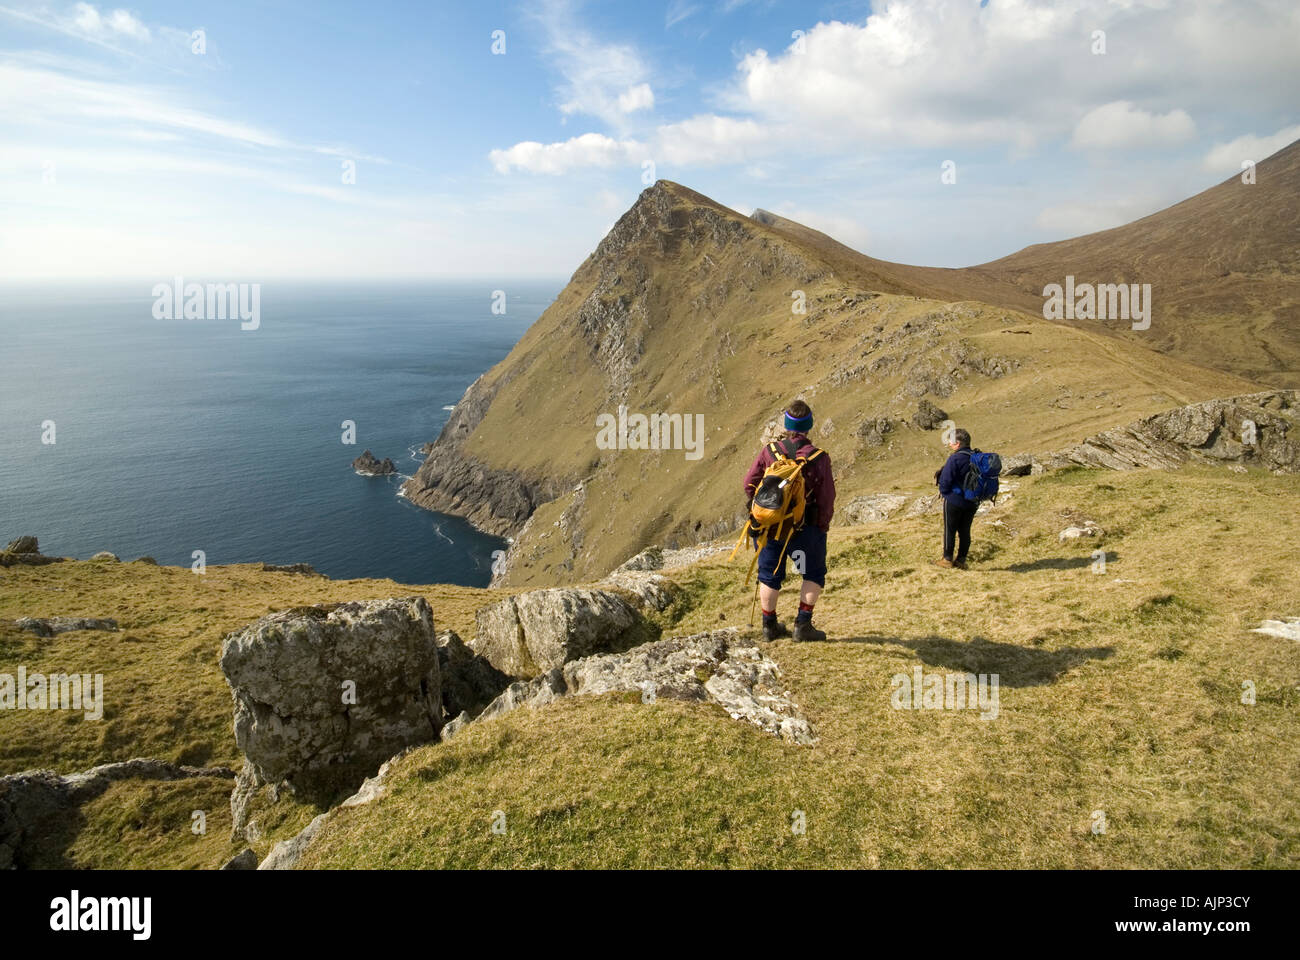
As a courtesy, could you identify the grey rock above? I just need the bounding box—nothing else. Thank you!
[601,571,682,612]
[912,399,949,430]
[351,450,396,476]
[999,453,1037,476]
[435,630,510,722]
[842,494,909,525]
[0,759,233,870]
[1044,391,1299,473]
[472,588,648,679]
[4,536,39,554]
[258,814,327,870]
[220,848,259,870]
[89,552,119,563]
[1059,522,1103,541]
[220,597,441,819]
[615,545,665,572]
[15,616,118,637]
[446,629,815,746]
[260,562,322,576]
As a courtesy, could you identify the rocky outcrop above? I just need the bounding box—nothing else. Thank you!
[444,629,814,745]
[912,399,949,430]
[400,373,564,538]
[351,450,396,476]
[88,551,119,563]
[261,562,322,576]
[15,616,118,637]
[1036,391,1299,473]
[0,536,62,568]
[841,494,909,525]
[220,597,441,834]
[1251,618,1300,641]
[435,630,511,723]
[221,848,259,870]
[0,759,234,870]
[472,588,650,679]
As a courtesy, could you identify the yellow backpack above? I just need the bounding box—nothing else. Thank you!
[730,437,825,585]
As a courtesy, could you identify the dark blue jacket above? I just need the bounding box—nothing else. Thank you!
[937,447,973,507]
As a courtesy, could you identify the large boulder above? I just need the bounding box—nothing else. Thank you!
[473,588,649,678]
[841,494,909,525]
[4,536,39,554]
[220,597,441,814]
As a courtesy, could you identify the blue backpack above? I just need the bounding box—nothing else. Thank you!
[962,450,1002,503]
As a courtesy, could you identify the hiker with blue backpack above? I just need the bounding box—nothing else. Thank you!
[934,428,1001,569]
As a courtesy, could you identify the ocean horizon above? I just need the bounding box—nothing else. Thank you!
[0,279,561,586]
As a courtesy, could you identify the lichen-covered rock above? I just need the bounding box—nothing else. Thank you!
[15,616,118,637]
[220,597,441,815]
[842,494,909,525]
[1041,391,1299,473]
[447,629,815,746]
[89,551,119,563]
[472,588,648,679]
[912,399,949,430]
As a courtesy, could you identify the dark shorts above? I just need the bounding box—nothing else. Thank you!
[757,524,828,589]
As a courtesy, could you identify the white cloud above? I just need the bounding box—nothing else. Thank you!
[1202,123,1300,172]
[489,132,645,175]
[1070,101,1195,150]
[532,0,655,128]
[1034,196,1168,237]
[72,3,151,40]
[616,82,654,114]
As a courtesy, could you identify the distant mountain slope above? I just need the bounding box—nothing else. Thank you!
[402,180,1258,587]
[756,139,1300,387]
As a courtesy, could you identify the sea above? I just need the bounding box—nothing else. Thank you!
[0,280,559,586]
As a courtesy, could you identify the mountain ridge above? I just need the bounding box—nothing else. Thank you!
[401,174,1269,587]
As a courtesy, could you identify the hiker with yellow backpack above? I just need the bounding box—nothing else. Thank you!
[734,400,836,642]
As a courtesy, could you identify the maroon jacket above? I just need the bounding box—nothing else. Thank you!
[742,432,835,532]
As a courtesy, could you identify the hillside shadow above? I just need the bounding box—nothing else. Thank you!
[1000,551,1116,573]
[832,633,1113,688]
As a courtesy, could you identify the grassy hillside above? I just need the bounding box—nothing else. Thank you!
[403,180,1260,588]
[0,561,502,867]
[762,139,1300,388]
[297,466,1300,868]
[6,465,1297,868]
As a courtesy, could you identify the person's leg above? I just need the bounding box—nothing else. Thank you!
[792,527,828,641]
[756,537,789,638]
[955,503,975,563]
[942,501,959,561]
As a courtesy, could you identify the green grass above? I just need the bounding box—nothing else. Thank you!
[3,466,1298,868]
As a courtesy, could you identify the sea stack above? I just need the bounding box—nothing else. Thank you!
[352,450,396,476]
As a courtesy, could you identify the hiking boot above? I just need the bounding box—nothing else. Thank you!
[953,559,968,570]
[792,620,826,643]
[762,619,790,641]
[934,558,955,569]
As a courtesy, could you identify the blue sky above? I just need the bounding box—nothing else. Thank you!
[1,0,1297,279]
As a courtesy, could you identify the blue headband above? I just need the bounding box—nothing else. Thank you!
[784,409,813,432]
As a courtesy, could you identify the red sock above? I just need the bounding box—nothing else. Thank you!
[761,607,776,619]
[798,602,814,613]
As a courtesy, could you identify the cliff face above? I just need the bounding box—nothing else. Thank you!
[402,180,1261,587]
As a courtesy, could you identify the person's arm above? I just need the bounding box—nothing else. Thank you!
[742,448,768,500]
[937,454,958,498]
[814,454,835,529]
